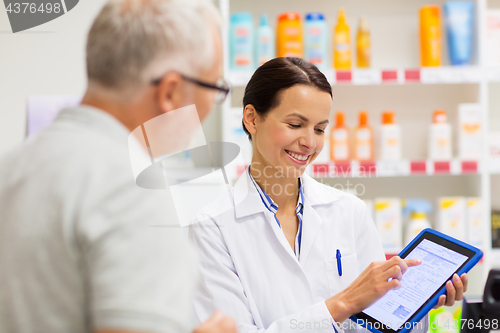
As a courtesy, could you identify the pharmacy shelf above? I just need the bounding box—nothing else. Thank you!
[227,66,484,87]
[220,0,495,280]
[309,159,480,178]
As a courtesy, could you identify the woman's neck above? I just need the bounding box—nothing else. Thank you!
[250,161,300,210]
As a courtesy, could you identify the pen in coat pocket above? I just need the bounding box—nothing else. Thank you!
[336,249,342,276]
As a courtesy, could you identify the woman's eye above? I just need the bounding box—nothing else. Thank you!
[315,128,325,134]
[288,124,301,128]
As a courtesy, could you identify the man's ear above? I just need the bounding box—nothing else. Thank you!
[155,72,184,113]
[243,105,258,136]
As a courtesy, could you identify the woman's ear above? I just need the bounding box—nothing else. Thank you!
[243,105,258,136]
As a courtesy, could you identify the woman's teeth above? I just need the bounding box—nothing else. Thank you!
[286,150,309,161]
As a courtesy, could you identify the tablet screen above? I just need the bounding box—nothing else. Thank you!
[362,239,468,331]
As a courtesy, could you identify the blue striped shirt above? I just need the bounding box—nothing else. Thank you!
[248,167,304,258]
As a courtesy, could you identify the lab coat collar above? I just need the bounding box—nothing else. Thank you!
[234,167,339,219]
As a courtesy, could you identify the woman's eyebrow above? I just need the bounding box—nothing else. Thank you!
[286,113,329,125]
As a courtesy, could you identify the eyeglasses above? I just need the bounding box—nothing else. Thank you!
[151,72,231,104]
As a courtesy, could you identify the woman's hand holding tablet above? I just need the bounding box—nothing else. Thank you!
[325,256,423,323]
[350,228,482,333]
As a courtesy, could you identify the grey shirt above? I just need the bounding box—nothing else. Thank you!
[0,105,198,333]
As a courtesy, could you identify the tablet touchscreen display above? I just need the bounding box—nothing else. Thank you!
[362,239,468,331]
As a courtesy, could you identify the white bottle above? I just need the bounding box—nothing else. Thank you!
[428,109,452,160]
[256,14,274,66]
[379,111,401,161]
[405,212,432,245]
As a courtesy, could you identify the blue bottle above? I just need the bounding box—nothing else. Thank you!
[256,14,275,66]
[304,13,328,70]
[444,1,474,65]
[230,12,254,71]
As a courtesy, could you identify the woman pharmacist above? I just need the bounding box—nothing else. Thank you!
[189,57,467,333]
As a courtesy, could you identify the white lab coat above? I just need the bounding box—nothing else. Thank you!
[189,169,428,333]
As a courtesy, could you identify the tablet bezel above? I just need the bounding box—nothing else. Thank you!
[351,230,477,333]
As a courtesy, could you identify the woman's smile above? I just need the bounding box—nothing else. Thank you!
[284,149,311,164]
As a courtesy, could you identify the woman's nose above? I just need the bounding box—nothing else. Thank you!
[299,129,316,150]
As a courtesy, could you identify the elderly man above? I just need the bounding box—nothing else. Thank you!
[0,0,235,333]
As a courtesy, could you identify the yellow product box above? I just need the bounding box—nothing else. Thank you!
[374,198,402,254]
[436,197,466,241]
[466,198,483,248]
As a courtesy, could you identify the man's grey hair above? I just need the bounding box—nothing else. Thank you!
[86,0,222,91]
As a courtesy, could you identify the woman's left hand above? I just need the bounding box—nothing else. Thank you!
[433,273,468,308]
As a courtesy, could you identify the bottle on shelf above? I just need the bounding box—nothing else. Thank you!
[256,14,275,66]
[420,5,442,67]
[330,111,350,162]
[304,12,328,70]
[356,17,371,68]
[444,1,474,66]
[403,199,433,245]
[428,109,452,161]
[276,12,304,58]
[333,9,352,70]
[229,12,254,71]
[353,111,374,161]
[379,111,401,161]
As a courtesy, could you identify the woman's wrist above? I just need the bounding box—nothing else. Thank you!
[325,291,354,324]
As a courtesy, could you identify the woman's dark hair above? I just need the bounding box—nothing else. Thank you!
[242,57,332,140]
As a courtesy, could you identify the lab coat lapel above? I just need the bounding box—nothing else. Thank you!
[264,211,300,265]
[299,198,323,265]
[299,174,339,265]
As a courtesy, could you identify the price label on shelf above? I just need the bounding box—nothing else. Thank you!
[352,70,380,85]
[358,161,377,176]
[312,164,330,177]
[335,71,352,83]
[381,70,398,83]
[405,69,420,82]
[410,161,427,174]
[433,161,450,174]
[461,160,478,173]
[332,161,351,176]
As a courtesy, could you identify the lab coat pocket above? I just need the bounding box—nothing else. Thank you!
[325,253,358,296]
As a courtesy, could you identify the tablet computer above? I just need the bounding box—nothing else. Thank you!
[350,228,483,333]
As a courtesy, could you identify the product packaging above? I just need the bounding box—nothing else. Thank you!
[492,210,500,249]
[353,111,373,161]
[444,1,474,66]
[420,6,442,67]
[466,198,483,248]
[436,197,466,241]
[486,10,500,66]
[403,199,433,246]
[379,111,401,161]
[304,13,328,70]
[315,124,331,163]
[458,103,482,160]
[356,17,371,68]
[229,13,254,71]
[256,14,275,66]
[428,109,452,161]
[277,12,304,58]
[374,198,403,254]
[330,111,350,161]
[333,9,352,70]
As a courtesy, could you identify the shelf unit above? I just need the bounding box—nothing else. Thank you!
[218,0,496,293]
